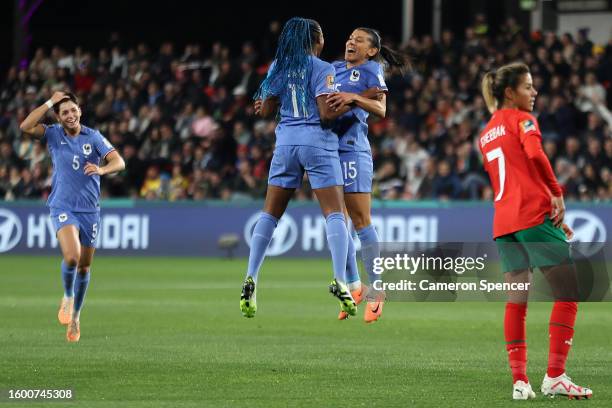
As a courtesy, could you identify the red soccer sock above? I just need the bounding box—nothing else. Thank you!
[504,302,528,383]
[547,301,577,378]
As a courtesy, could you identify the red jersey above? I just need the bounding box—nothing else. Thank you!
[478,109,562,238]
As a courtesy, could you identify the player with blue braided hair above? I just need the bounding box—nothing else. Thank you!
[240,18,361,318]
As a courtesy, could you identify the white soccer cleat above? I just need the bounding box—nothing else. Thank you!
[512,380,536,400]
[541,373,592,399]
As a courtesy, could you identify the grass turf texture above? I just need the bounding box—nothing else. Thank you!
[0,256,610,407]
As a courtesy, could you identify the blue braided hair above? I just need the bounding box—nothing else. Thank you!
[255,17,322,112]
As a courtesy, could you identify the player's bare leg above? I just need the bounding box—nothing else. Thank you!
[57,225,80,326]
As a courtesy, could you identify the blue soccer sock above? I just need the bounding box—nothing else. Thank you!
[61,261,77,298]
[346,227,361,289]
[73,270,90,321]
[325,212,349,283]
[357,224,380,285]
[246,212,278,283]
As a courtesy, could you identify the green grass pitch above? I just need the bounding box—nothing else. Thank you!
[0,256,610,407]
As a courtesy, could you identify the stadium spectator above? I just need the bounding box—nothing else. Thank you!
[1,24,610,202]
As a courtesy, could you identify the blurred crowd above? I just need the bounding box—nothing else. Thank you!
[1,17,611,203]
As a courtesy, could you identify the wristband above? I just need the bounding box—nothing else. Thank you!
[45,99,54,109]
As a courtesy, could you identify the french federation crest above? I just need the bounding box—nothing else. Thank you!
[82,143,92,156]
[350,69,360,82]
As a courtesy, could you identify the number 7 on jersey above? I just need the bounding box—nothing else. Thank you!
[486,147,505,201]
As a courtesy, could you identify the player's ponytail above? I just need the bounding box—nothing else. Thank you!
[255,17,322,109]
[357,27,411,73]
[481,71,497,114]
[481,62,530,114]
[379,45,411,73]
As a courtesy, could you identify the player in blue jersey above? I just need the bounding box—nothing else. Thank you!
[20,91,125,342]
[326,28,410,322]
[240,18,367,318]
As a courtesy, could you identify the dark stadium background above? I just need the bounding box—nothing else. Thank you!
[2,0,526,71]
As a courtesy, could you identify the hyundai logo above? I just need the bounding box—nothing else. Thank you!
[0,208,22,253]
[244,212,298,256]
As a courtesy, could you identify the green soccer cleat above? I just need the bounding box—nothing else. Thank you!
[329,279,357,317]
[240,277,257,318]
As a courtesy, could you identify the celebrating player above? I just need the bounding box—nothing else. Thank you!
[240,17,360,318]
[20,91,125,342]
[326,28,409,323]
[479,62,592,400]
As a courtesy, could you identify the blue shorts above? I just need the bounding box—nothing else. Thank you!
[50,208,100,248]
[268,145,343,189]
[339,150,373,193]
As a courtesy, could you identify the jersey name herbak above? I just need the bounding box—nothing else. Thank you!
[332,60,387,152]
[44,124,115,212]
[267,56,339,151]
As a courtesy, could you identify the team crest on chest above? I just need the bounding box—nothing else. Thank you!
[350,69,360,82]
[82,143,92,156]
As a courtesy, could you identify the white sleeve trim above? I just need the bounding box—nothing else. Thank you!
[102,149,116,161]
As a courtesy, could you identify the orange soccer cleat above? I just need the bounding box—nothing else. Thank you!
[66,320,80,343]
[364,292,385,323]
[338,285,366,320]
[57,297,74,326]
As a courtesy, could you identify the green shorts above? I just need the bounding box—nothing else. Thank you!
[495,218,572,273]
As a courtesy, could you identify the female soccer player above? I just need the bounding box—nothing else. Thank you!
[326,28,409,322]
[20,91,125,342]
[480,62,592,399]
[240,17,359,318]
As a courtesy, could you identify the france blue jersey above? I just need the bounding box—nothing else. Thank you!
[267,56,339,151]
[332,60,388,152]
[44,124,115,212]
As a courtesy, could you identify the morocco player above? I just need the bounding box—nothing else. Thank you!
[480,62,592,400]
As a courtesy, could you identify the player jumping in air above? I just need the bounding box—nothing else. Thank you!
[240,18,361,318]
[479,62,592,400]
[20,91,125,342]
[326,28,409,322]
